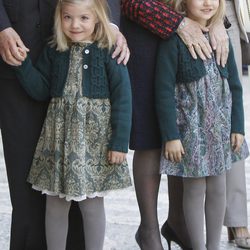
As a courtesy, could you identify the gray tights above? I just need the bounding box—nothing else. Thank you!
[183,173,226,250]
[45,196,105,250]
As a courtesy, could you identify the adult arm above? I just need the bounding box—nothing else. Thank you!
[0,0,11,31]
[121,0,228,61]
[108,0,130,64]
[0,0,28,65]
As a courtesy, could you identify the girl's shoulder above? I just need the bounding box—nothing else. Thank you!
[158,33,188,57]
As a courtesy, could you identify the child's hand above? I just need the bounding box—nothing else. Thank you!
[231,133,244,152]
[165,140,185,163]
[108,151,126,164]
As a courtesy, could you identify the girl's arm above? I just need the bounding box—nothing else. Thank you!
[105,51,132,153]
[227,40,245,135]
[14,45,53,101]
[155,34,180,142]
[155,35,185,162]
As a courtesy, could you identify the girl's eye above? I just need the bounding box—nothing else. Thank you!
[63,15,71,20]
[81,16,88,20]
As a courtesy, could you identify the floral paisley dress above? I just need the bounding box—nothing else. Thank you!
[27,44,131,201]
[160,54,249,177]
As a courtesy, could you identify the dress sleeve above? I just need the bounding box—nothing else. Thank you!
[0,0,11,31]
[121,0,183,39]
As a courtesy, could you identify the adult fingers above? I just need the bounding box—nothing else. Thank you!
[1,49,22,65]
[219,38,229,67]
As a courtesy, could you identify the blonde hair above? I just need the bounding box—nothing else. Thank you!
[50,0,115,51]
[162,0,225,27]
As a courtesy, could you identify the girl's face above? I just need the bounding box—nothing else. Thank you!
[61,2,97,42]
[185,0,219,26]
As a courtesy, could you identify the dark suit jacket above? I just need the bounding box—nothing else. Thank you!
[0,0,120,79]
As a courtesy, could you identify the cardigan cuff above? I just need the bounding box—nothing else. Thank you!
[108,143,129,153]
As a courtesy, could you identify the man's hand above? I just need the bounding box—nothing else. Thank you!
[164,139,185,163]
[110,24,130,65]
[108,151,126,164]
[231,133,244,152]
[177,17,212,60]
[209,20,229,67]
[0,27,29,66]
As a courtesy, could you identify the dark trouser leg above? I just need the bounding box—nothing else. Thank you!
[66,202,85,250]
[0,78,48,250]
[0,78,85,250]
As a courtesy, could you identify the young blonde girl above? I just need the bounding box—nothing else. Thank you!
[15,0,132,249]
[155,0,249,249]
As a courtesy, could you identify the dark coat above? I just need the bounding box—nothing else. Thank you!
[120,0,182,150]
[121,17,162,150]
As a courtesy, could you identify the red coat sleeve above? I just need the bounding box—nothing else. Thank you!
[121,0,183,39]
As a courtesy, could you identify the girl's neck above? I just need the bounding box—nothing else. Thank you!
[188,17,208,27]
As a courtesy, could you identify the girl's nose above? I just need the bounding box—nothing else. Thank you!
[71,19,80,28]
[204,0,212,5]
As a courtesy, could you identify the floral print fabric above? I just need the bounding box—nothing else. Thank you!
[27,44,131,200]
[160,55,249,177]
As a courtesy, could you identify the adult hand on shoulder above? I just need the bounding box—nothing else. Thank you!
[209,20,229,67]
[231,133,244,152]
[108,151,126,164]
[164,139,185,163]
[177,17,212,60]
[0,27,29,66]
[110,24,130,65]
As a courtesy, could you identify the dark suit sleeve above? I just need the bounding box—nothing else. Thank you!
[0,0,11,31]
[107,0,121,26]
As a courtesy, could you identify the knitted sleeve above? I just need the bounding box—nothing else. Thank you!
[105,51,132,153]
[121,0,183,39]
[14,45,53,101]
[227,41,245,135]
[155,35,180,142]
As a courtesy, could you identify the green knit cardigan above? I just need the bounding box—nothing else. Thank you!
[155,34,244,143]
[14,42,132,153]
